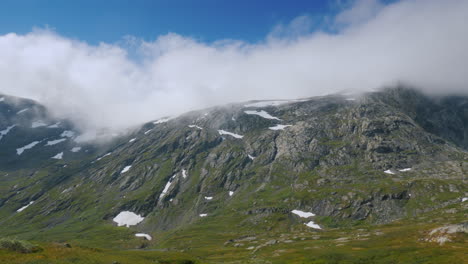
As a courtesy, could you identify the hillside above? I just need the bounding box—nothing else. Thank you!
[0,87,466,263]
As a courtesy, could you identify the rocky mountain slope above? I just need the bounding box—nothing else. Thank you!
[0,87,466,263]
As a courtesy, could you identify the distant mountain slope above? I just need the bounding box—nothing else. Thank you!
[0,88,466,263]
[0,94,92,170]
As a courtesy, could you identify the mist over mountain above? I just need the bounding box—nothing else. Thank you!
[1,0,467,141]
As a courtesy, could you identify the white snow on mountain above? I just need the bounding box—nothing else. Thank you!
[96,152,112,161]
[244,101,287,107]
[121,165,132,174]
[268,124,292,130]
[244,99,309,108]
[0,125,16,141]
[160,175,176,198]
[31,120,47,128]
[291,210,315,218]
[16,108,29,114]
[305,221,322,229]
[71,147,82,152]
[48,122,61,128]
[16,201,34,212]
[244,110,280,120]
[17,141,40,155]
[61,130,75,138]
[113,211,144,227]
[188,125,203,130]
[399,168,412,172]
[135,233,152,240]
[154,117,171,124]
[46,138,67,146]
[218,130,244,139]
[52,152,64,159]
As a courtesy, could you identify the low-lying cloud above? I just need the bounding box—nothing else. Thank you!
[0,0,467,140]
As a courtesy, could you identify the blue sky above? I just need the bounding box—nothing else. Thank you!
[0,0,348,44]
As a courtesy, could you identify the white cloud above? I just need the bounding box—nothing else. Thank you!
[0,0,467,141]
[335,0,385,26]
[268,15,316,41]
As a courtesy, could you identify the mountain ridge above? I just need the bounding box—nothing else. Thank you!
[0,87,466,263]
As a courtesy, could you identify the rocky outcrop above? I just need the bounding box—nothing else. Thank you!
[424,223,468,245]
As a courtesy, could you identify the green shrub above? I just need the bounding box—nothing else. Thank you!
[0,238,42,253]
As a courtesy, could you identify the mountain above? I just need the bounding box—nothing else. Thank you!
[0,88,466,263]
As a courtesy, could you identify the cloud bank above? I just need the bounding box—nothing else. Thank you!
[0,0,467,140]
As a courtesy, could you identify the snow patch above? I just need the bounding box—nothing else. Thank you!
[218,130,244,139]
[61,130,75,138]
[129,138,136,142]
[245,101,287,107]
[462,197,467,202]
[291,210,315,218]
[17,201,34,212]
[113,211,144,227]
[48,122,60,128]
[182,169,188,179]
[52,152,64,159]
[0,125,16,141]
[144,129,153,135]
[244,110,280,120]
[160,175,176,198]
[248,154,255,160]
[305,221,322,229]
[16,108,29,114]
[229,191,234,196]
[96,152,112,161]
[188,125,203,130]
[135,233,152,240]
[31,120,47,128]
[154,117,171,124]
[61,187,73,194]
[199,214,208,217]
[17,141,40,155]
[244,99,308,108]
[121,166,132,174]
[46,138,67,146]
[204,196,213,200]
[384,170,395,175]
[268,124,292,130]
[71,147,82,152]
[398,168,412,172]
